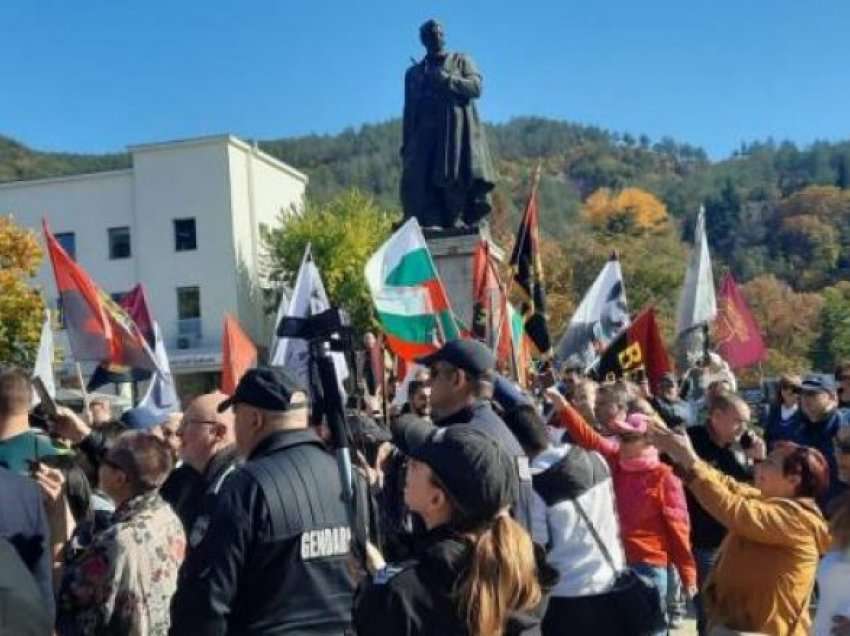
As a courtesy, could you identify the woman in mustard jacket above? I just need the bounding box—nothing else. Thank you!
[652,427,831,636]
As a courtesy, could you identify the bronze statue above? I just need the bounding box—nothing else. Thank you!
[400,19,496,230]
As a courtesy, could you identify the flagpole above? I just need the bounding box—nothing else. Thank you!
[75,362,90,418]
[494,162,542,374]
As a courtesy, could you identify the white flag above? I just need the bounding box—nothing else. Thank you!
[271,245,348,391]
[555,254,629,370]
[676,206,717,336]
[32,309,55,405]
[138,322,179,415]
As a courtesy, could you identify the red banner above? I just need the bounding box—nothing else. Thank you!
[221,314,257,395]
[594,307,672,390]
[715,273,766,369]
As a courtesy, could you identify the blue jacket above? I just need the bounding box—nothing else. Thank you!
[784,408,848,509]
[0,467,55,620]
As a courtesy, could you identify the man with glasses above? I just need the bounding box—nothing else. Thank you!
[685,391,763,635]
[410,339,534,531]
[160,392,238,542]
[787,374,849,509]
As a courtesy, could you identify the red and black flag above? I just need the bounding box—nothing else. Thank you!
[87,284,156,390]
[43,220,159,376]
[509,165,551,357]
[592,306,671,390]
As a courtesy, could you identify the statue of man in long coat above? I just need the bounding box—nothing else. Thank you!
[400,20,497,229]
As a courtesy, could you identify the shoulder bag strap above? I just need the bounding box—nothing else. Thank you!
[571,497,619,575]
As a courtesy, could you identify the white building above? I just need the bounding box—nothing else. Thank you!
[0,134,307,396]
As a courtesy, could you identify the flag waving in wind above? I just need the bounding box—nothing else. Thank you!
[676,206,717,364]
[43,220,159,373]
[271,244,348,391]
[555,252,629,370]
[365,217,459,361]
[509,165,551,357]
[593,307,671,390]
[714,273,766,369]
[221,314,257,395]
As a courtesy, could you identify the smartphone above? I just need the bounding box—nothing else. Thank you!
[740,431,754,450]
[33,377,58,419]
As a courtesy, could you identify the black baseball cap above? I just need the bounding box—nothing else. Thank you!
[415,339,495,379]
[218,366,308,413]
[405,423,518,523]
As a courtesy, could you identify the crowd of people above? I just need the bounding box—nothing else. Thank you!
[1,341,850,635]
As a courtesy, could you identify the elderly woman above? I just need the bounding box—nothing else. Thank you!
[653,426,831,636]
[57,432,186,636]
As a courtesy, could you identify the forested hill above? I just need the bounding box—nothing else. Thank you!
[4,118,850,374]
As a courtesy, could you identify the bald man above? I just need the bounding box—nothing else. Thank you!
[160,392,238,544]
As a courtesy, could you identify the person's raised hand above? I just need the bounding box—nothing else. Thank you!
[544,386,569,413]
[744,434,767,462]
[648,424,698,469]
[51,405,92,445]
[33,463,66,509]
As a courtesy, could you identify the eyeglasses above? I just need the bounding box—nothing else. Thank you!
[780,385,800,394]
[178,419,219,433]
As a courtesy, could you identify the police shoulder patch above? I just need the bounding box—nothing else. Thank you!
[373,564,407,585]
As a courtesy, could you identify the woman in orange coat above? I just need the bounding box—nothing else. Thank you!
[652,426,831,636]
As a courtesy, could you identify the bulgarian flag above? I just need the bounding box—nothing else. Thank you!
[365,218,460,360]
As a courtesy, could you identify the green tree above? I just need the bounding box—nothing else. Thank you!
[0,214,45,366]
[261,190,398,332]
[811,281,850,370]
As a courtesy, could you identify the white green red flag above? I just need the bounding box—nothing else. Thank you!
[365,218,460,361]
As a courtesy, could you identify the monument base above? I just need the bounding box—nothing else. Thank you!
[425,224,504,330]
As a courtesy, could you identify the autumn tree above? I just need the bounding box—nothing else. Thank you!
[0,214,45,366]
[261,189,398,333]
[741,274,823,374]
[582,187,669,234]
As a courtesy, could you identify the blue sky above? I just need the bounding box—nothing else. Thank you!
[2,1,848,159]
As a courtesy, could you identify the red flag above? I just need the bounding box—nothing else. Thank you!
[594,307,671,390]
[43,220,158,372]
[220,314,257,395]
[120,284,155,346]
[714,273,766,369]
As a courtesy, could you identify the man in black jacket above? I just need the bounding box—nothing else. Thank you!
[170,367,359,636]
[160,391,239,545]
[686,391,763,635]
[414,340,534,531]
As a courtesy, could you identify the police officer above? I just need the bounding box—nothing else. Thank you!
[169,367,357,635]
[354,422,556,635]
[412,339,534,530]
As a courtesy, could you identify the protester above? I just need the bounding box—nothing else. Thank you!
[593,382,630,435]
[160,392,238,541]
[353,423,556,636]
[0,536,54,636]
[686,392,761,635]
[837,361,850,411]
[500,392,628,635]
[763,373,801,447]
[653,427,830,636]
[785,374,848,508]
[0,465,55,620]
[87,397,112,427]
[404,379,431,419]
[57,431,184,635]
[547,387,696,635]
[120,406,181,462]
[170,367,361,635]
[651,372,692,429]
[415,339,534,531]
[0,367,61,473]
[159,412,183,462]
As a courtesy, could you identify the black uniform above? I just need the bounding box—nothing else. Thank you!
[353,525,550,636]
[435,401,534,531]
[160,446,239,542]
[169,429,358,636]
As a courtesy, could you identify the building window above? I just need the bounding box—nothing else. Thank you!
[174,218,197,251]
[177,286,200,320]
[56,232,76,260]
[108,227,131,259]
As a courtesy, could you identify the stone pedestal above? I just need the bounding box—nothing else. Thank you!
[425,225,505,330]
